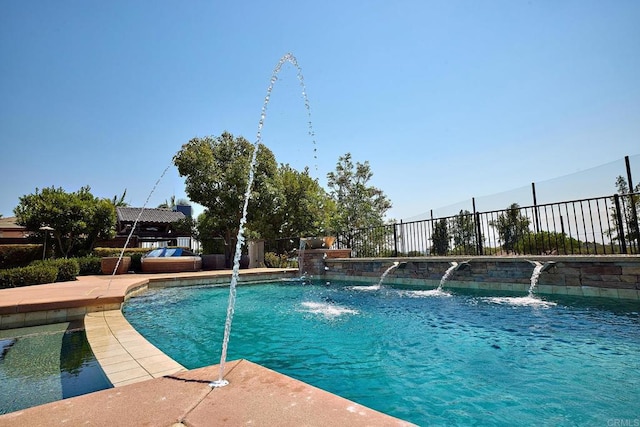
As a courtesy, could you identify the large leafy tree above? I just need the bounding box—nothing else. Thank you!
[173,132,279,258]
[265,165,335,239]
[489,203,531,254]
[14,186,116,257]
[327,153,392,248]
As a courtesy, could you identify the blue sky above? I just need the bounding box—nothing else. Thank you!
[1,1,639,222]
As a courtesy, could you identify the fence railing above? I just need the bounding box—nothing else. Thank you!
[334,192,640,257]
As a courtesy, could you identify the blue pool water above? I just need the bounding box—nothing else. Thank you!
[0,322,112,414]
[123,281,640,426]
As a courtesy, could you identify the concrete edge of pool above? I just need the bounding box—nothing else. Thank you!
[0,269,416,426]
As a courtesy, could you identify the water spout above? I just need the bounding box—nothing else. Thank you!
[526,261,555,296]
[211,53,316,388]
[375,261,401,289]
[438,260,471,290]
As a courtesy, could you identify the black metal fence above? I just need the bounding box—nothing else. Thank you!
[334,192,640,257]
[264,237,301,256]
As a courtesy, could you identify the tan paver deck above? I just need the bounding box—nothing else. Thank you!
[0,269,415,426]
[0,359,414,426]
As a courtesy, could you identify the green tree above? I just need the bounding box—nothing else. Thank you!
[609,175,640,251]
[157,195,176,209]
[431,218,450,255]
[489,203,531,254]
[267,165,335,239]
[326,153,392,248]
[14,186,116,258]
[111,189,128,207]
[451,209,478,254]
[173,132,278,260]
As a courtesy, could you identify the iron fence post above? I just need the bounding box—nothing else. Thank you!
[625,155,639,253]
[614,194,627,254]
[532,182,540,233]
[472,197,483,255]
[393,222,399,257]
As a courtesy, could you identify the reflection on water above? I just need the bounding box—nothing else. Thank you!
[0,322,112,414]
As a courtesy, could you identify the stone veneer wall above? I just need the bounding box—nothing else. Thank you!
[299,249,352,277]
[300,251,640,300]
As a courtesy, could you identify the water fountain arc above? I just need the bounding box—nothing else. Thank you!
[106,164,172,292]
[211,53,317,388]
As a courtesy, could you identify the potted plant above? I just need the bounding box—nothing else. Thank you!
[100,256,131,275]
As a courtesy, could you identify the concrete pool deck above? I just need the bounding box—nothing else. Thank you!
[0,269,415,426]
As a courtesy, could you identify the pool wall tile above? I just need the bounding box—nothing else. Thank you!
[0,312,26,329]
[580,286,602,298]
[46,308,68,323]
[598,287,620,299]
[67,307,88,319]
[23,311,48,326]
[500,283,515,292]
[536,285,553,294]
[617,289,639,300]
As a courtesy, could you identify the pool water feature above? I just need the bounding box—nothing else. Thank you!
[0,322,112,414]
[123,281,640,426]
[213,53,316,387]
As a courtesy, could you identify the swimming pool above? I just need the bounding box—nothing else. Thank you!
[123,280,640,426]
[0,322,112,414]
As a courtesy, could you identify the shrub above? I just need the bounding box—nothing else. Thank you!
[93,247,149,257]
[264,252,279,267]
[0,264,58,288]
[0,244,43,269]
[76,256,102,275]
[264,252,297,268]
[30,259,80,282]
[129,253,143,272]
[514,232,582,255]
[53,258,80,282]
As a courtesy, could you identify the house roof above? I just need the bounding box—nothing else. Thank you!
[116,207,186,224]
[0,216,26,230]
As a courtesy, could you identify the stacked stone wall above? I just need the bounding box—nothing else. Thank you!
[297,253,640,300]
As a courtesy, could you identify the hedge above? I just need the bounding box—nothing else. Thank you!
[77,256,102,275]
[93,247,150,257]
[29,259,80,282]
[0,244,43,269]
[0,264,58,289]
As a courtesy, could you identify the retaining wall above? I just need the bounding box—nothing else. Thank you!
[300,250,640,300]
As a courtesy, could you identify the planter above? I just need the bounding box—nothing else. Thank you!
[301,236,336,249]
[101,256,131,275]
[201,254,226,271]
[240,254,250,269]
[141,256,202,273]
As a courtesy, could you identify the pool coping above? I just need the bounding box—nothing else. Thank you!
[0,269,415,426]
